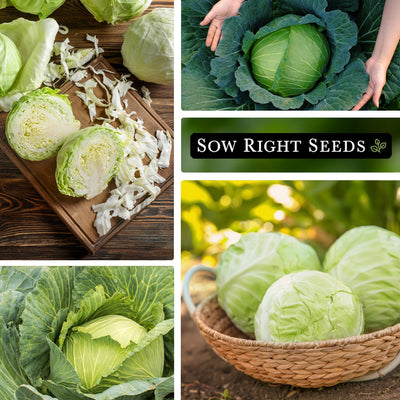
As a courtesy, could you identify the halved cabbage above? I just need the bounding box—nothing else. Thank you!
[0,32,22,96]
[5,87,80,161]
[56,126,124,199]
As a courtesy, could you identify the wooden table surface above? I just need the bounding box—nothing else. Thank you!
[0,0,174,260]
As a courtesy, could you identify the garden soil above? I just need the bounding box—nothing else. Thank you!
[181,301,400,400]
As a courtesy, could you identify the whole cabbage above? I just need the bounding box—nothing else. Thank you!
[216,232,321,335]
[122,8,174,84]
[80,0,151,24]
[323,225,400,332]
[254,270,364,342]
[0,32,22,96]
[10,0,66,18]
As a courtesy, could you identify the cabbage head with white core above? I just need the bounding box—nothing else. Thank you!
[0,32,22,97]
[6,87,80,161]
[9,0,66,18]
[323,225,400,332]
[254,270,364,342]
[122,8,174,85]
[251,23,330,97]
[80,0,151,24]
[216,232,321,335]
[56,126,124,199]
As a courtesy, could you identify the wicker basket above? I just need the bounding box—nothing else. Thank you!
[183,265,400,388]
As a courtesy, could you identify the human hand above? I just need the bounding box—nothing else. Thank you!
[352,57,388,110]
[200,0,243,51]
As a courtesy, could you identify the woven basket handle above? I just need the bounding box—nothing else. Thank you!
[183,264,216,315]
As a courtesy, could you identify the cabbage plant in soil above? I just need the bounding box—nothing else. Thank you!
[0,266,174,400]
[182,0,400,110]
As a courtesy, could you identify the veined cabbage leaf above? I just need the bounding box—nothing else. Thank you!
[9,0,66,18]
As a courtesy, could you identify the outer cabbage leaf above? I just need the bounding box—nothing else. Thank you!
[15,385,58,400]
[10,0,66,18]
[0,32,22,96]
[254,270,364,342]
[0,18,59,111]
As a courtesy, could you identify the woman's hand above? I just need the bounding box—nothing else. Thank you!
[352,57,388,110]
[200,0,243,51]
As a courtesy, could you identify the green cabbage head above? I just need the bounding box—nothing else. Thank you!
[122,8,174,84]
[80,0,151,24]
[0,32,22,97]
[251,23,329,97]
[56,126,124,199]
[10,0,66,18]
[254,270,364,342]
[216,232,321,335]
[6,87,80,161]
[323,225,400,332]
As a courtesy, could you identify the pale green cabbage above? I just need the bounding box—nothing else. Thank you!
[56,126,124,199]
[254,270,364,342]
[80,0,151,24]
[121,8,174,84]
[9,0,66,18]
[251,23,330,97]
[0,32,22,97]
[216,232,321,335]
[323,225,400,332]
[6,87,80,161]
[0,18,59,111]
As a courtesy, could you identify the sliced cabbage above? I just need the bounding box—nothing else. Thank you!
[122,8,174,84]
[56,126,124,199]
[9,0,66,18]
[0,18,59,111]
[5,87,80,161]
[80,0,151,24]
[0,32,22,97]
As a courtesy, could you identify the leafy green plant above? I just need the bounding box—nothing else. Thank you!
[80,0,151,24]
[182,0,397,110]
[6,87,81,161]
[254,270,364,342]
[0,31,22,96]
[0,265,174,400]
[122,8,174,85]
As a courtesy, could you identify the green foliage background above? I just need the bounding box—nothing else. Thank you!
[181,181,400,272]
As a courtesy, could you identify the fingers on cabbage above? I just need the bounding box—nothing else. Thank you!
[254,270,364,343]
[5,87,81,161]
[122,8,174,85]
[56,126,124,200]
[80,0,151,24]
[0,32,22,96]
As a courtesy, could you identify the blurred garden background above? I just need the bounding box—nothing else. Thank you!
[182,180,400,276]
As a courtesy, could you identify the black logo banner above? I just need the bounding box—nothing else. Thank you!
[190,133,392,159]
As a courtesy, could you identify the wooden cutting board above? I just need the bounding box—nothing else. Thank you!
[0,56,174,254]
